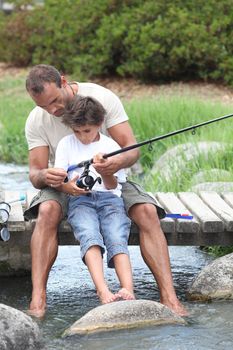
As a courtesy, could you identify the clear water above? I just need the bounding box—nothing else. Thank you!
[1,164,233,350]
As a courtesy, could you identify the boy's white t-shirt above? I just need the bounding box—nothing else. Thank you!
[25,82,128,167]
[55,132,126,197]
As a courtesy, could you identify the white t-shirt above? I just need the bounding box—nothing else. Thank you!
[25,82,128,167]
[55,132,126,197]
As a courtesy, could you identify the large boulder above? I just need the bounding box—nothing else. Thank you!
[152,141,226,181]
[63,299,185,336]
[187,253,233,301]
[0,303,41,350]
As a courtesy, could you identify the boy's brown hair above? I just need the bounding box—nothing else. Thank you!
[62,95,106,128]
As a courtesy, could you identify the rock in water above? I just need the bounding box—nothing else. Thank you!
[187,253,233,301]
[0,303,41,350]
[63,299,185,336]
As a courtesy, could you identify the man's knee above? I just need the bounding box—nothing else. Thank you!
[129,203,160,228]
[37,200,62,228]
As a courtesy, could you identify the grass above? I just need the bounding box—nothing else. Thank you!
[125,97,233,192]
[0,74,34,163]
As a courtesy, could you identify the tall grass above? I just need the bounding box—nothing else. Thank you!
[125,97,233,192]
[0,74,34,163]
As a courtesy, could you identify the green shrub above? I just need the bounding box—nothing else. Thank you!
[1,0,233,85]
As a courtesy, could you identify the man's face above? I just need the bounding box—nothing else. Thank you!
[29,82,70,117]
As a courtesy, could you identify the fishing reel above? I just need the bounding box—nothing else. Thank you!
[0,195,26,242]
[0,202,11,242]
[76,162,102,190]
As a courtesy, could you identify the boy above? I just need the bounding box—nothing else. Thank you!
[54,95,135,304]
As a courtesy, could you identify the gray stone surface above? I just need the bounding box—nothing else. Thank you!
[190,169,232,185]
[189,181,233,192]
[152,141,226,181]
[63,299,185,336]
[0,303,41,350]
[187,253,233,301]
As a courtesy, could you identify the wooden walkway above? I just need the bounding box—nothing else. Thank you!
[3,190,233,246]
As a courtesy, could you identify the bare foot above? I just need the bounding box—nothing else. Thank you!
[27,297,46,319]
[118,288,135,301]
[27,307,46,319]
[97,289,119,304]
[162,298,189,317]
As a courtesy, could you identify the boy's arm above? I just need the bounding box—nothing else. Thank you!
[93,153,118,189]
[94,121,139,176]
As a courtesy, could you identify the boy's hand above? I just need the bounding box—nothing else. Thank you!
[93,152,120,176]
[61,174,90,195]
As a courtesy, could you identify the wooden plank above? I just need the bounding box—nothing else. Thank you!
[221,192,233,209]
[178,192,224,233]
[4,191,25,231]
[199,191,233,232]
[156,192,200,234]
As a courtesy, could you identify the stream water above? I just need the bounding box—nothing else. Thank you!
[1,164,233,350]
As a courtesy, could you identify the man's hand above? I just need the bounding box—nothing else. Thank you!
[44,168,68,187]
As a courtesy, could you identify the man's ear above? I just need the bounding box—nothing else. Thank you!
[61,75,68,87]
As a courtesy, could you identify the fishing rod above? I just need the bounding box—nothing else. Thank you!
[68,111,233,173]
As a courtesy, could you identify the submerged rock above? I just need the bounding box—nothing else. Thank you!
[187,253,233,301]
[0,303,41,350]
[63,299,185,336]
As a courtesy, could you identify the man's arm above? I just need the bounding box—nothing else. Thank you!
[94,121,139,175]
[29,146,67,189]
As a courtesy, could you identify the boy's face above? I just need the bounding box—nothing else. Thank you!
[72,124,100,145]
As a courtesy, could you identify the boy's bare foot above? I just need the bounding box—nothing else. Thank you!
[97,289,119,304]
[118,288,135,301]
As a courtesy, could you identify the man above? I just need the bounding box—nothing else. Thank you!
[24,64,187,318]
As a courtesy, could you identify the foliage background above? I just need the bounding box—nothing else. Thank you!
[0,0,233,85]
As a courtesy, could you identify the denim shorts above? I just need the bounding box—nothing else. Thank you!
[68,191,131,268]
[23,180,165,222]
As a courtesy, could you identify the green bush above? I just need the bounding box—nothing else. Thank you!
[1,0,233,84]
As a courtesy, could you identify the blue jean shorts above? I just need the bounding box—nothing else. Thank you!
[68,191,131,268]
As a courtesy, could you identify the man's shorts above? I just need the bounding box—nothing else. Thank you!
[23,187,68,221]
[121,180,166,219]
[23,180,165,221]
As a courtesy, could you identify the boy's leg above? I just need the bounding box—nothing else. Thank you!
[85,246,118,304]
[98,192,134,299]
[68,194,118,304]
[113,253,135,300]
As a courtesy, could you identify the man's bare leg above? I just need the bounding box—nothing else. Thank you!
[129,203,188,316]
[28,200,62,318]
